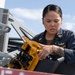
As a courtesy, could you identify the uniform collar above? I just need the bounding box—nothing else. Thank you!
[44,28,63,38]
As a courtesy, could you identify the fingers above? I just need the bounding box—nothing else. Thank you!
[39,51,47,60]
[38,48,48,60]
[39,50,44,59]
[38,44,53,60]
[39,43,44,47]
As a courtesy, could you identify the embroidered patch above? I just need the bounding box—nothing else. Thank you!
[39,38,42,41]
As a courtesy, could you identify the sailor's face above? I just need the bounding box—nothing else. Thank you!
[42,11,62,35]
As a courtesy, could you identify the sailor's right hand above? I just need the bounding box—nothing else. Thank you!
[38,44,53,60]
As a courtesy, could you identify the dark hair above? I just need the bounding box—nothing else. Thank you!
[42,4,62,18]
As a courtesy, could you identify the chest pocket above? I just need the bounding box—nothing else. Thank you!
[55,42,66,48]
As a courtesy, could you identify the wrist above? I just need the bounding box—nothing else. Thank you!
[52,45,64,56]
[52,45,57,52]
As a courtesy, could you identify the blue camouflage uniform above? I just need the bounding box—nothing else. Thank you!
[32,28,75,64]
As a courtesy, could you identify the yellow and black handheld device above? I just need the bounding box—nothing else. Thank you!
[8,36,42,71]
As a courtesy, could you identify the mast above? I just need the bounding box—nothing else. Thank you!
[0,0,9,52]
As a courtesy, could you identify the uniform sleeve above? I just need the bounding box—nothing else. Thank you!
[64,32,75,64]
[64,49,75,64]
